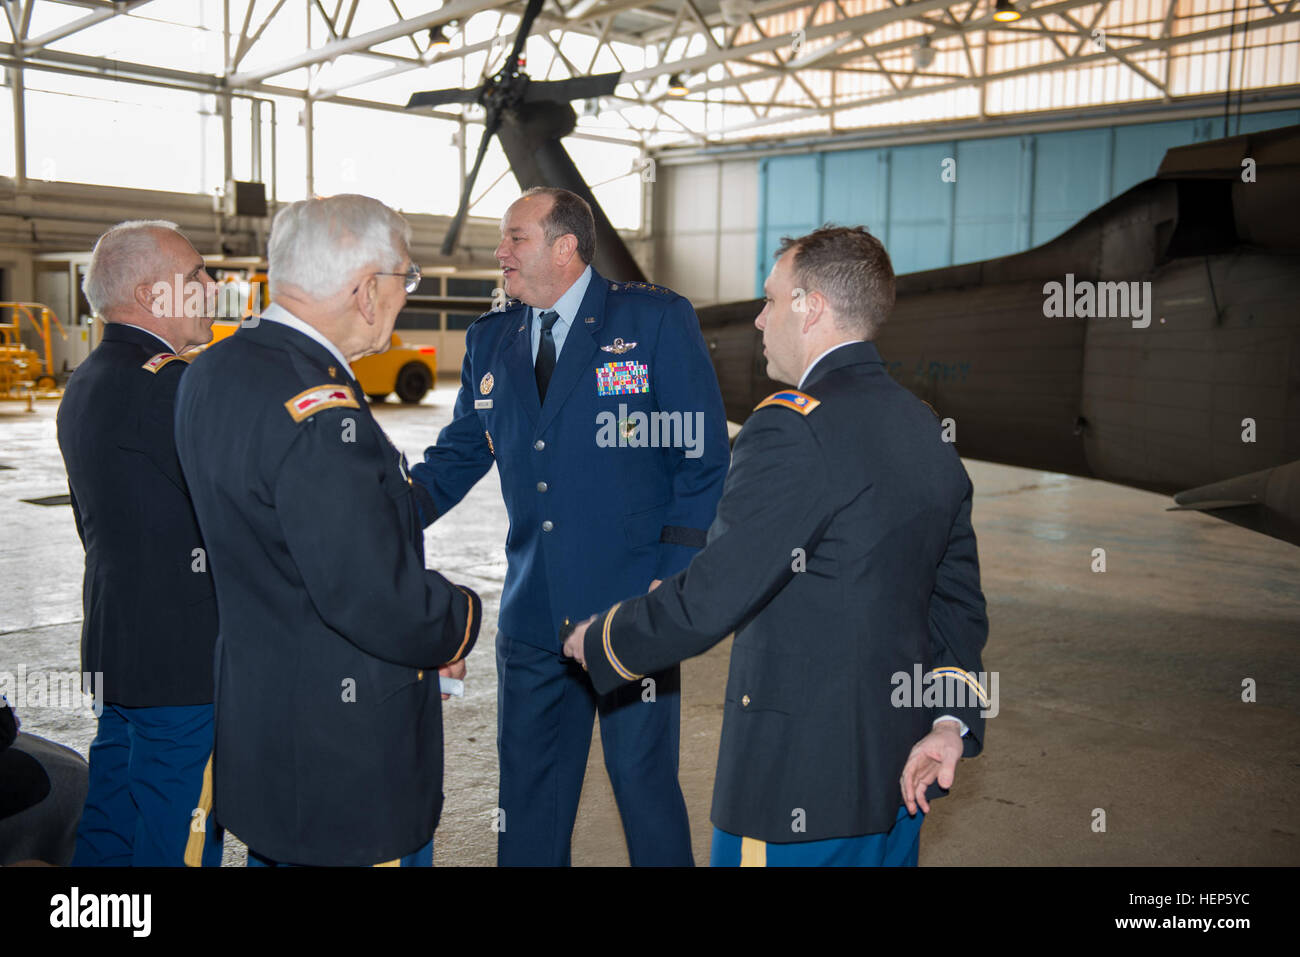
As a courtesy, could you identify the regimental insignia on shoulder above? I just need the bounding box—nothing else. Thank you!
[754,389,821,416]
[142,353,187,373]
[601,338,637,355]
[284,384,360,422]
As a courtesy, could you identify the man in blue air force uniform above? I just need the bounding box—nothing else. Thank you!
[176,195,480,867]
[56,220,224,866]
[412,187,730,865]
[565,226,990,867]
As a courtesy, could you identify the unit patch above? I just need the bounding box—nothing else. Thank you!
[284,384,360,422]
[480,372,495,395]
[142,353,187,373]
[596,361,650,396]
[753,389,820,416]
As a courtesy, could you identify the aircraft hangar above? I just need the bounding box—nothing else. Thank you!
[0,0,1297,878]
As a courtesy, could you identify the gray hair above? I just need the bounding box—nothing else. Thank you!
[268,194,411,299]
[83,220,182,318]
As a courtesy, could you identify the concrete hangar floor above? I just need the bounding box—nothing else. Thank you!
[3,382,1298,866]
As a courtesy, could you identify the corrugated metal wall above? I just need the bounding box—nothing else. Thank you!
[755,108,1300,293]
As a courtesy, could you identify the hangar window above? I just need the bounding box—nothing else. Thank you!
[21,70,222,194]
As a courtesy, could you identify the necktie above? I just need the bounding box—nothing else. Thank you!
[534,309,560,402]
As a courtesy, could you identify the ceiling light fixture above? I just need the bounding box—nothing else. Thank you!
[913,35,935,69]
[993,0,1021,22]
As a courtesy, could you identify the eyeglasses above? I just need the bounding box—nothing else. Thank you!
[353,263,422,295]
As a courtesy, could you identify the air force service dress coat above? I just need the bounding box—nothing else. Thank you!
[411,269,730,646]
[174,317,480,866]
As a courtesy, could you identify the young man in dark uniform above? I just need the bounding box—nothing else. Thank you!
[565,226,990,866]
[57,220,224,866]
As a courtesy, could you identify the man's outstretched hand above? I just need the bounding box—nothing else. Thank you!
[900,719,964,815]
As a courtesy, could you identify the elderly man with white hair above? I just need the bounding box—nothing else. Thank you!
[56,219,225,866]
[174,194,481,867]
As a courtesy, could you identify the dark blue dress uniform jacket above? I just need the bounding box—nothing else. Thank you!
[583,341,990,843]
[56,322,216,706]
[174,319,480,866]
[412,269,730,646]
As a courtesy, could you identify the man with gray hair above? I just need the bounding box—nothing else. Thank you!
[56,220,225,866]
[175,194,481,867]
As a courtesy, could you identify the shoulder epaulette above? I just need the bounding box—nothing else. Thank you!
[284,383,360,422]
[471,299,525,327]
[754,389,820,416]
[608,280,674,299]
[142,352,187,373]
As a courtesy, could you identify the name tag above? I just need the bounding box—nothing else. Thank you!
[475,399,493,409]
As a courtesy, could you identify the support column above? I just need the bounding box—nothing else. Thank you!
[12,57,26,187]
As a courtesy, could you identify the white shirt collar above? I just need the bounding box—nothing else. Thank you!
[260,302,353,375]
[119,323,177,354]
[798,340,861,389]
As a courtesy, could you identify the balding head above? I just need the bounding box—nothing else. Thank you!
[83,220,216,353]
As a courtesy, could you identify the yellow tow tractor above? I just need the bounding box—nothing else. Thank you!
[0,302,67,406]
[205,272,438,404]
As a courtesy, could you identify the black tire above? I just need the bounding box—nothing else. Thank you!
[394,362,432,404]
[366,393,389,404]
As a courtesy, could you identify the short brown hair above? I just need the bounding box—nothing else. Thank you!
[521,186,596,265]
[777,225,895,339]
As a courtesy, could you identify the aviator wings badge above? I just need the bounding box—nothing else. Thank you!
[601,338,637,355]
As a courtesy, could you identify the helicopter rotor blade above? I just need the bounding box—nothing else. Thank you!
[441,107,504,256]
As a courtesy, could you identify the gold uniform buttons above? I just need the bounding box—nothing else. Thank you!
[417,670,424,680]
[741,694,750,707]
